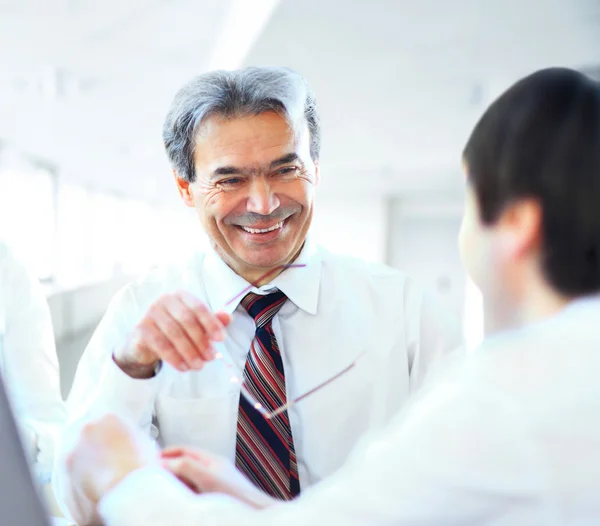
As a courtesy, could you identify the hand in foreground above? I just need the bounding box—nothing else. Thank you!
[65,414,157,505]
[161,447,278,510]
[114,291,232,378]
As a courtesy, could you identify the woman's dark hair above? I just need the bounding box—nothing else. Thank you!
[463,67,600,296]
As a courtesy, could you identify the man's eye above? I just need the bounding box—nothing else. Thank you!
[277,167,298,176]
[219,178,243,186]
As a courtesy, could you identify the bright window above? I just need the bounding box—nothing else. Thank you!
[55,183,91,287]
[0,164,56,280]
[2,151,210,288]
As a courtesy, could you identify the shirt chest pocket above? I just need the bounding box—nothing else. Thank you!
[154,362,241,459]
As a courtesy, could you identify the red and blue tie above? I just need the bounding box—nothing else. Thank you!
[235,290,300,500]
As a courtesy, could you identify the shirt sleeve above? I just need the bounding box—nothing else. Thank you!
[99,468,254,526]
[99,372,550,526]
[403,279,465,393]
[0,248,66,484]
[65,283,164,427]
[53,284,164,524]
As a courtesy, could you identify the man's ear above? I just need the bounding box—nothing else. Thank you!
[313,160,320,187]
[173,170,195,207]
[498,199,542,258]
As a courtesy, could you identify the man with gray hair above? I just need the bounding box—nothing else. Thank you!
[55,66,461,524]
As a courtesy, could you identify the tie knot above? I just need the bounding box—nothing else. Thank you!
[241,290,287,327]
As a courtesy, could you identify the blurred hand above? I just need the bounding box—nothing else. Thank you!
[65,414,157,505]
[114,290,232,378]
[161,447,277,510]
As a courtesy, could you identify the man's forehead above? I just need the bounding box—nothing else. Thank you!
[194,113,310,168]
[195,112,294,141]
[201,140,300,171]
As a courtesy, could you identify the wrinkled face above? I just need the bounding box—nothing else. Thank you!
[175,111,318,281]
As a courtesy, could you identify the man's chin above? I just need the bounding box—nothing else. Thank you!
[232,240,295,264]
[237,247,300,272]
[241,256,292,271]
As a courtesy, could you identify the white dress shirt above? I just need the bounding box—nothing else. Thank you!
[56,238,462,522]
[0,241,66,483]
[99,294,600,526]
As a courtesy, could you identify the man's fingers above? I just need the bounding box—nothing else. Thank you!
[140,319,190,371]
[132,292,230,372]
[160,447,190,459]
[175,473,201,494]
[163,457,209,491]
[152,304,206,370]
[161,447,207,463]
[179,291,227,342]
[195,303,225,344]
[116,292,230,375]
[163,296,214,363]
[162,459,200,493]
[215,311,232,328]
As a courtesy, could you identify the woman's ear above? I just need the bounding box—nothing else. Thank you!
[498,199,542,258]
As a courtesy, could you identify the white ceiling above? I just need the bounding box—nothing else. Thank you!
[0,0,268,200]
[1,0,599,202]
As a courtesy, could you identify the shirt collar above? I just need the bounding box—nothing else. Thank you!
[202,236,321,316]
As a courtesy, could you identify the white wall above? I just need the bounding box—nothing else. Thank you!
[48,277,132,396]
[387,197,467,319]
[311,196,388,263]
[311,194,471,323]
[313,193,485,342]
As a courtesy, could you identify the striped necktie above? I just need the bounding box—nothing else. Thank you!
[235,290,300,500]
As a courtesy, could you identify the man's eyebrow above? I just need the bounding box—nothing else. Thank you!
[212,165,243,177]
[211,153,301,179]
[269,153,300,168]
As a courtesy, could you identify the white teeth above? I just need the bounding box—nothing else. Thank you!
[241,221,283,234]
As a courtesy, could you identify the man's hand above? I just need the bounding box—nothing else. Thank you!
[114,291,232,378]
[161,447,278,510]
[65,414,157,505]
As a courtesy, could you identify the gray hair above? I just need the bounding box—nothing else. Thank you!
[162,66,321,182]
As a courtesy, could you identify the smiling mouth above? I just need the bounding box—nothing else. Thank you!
[238,220,285,234]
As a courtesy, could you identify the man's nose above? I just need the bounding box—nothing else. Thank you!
[246,178,280,216]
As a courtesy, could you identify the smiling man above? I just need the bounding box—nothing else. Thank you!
[54,66,461,524]
[182,112,315,280]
